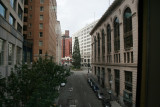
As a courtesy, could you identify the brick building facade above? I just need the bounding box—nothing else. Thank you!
[23,0,58,62]
[90,0,138,106]
[61,30,72,65]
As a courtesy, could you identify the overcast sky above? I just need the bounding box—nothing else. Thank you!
[57,0,114,36]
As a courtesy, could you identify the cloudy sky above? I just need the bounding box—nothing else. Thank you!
[57,0,114,36]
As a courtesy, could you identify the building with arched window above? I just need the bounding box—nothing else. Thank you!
[90,0,138,107]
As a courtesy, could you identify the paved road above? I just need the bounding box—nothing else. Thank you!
[58,69,103,107]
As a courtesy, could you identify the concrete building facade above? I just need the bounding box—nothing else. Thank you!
[72,20,98,67]
[55,21,62,65]
[90,0,138,107]
[61,30,72,65]
[23,0,57,62]
[0,0,24,77]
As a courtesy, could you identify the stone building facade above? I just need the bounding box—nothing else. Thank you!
[0,0,24,77]
[90,0,138,107]
[23,0,58,62]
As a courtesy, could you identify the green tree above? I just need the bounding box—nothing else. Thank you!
[72,37,81,69]
[0,57,70,107]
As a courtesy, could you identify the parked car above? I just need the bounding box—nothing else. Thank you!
[87,78,91,83]
[60,82,66,87]
[102,99,111,107]
[96,91,104,100]
[90,80,95,88]
[92,85,99,92]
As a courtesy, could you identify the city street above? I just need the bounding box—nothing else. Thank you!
[58,68,103,107]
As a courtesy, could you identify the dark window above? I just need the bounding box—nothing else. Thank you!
[94,37,96,61]
[98,34,100,61]
[24,8,28,13]
[10,0,16,10]
[115,69,120,96]
[9,14,15,26]
[0,3,6,18]
[17,23,22,33]
[102,29,105,61]
[23,25,27,31]
[40,6,44,11]
[107,24,111,54]
[125,71,132,92]
[18,5,23,20]
[25,0,28,5]
[24,17,27,22]
[39,49,42,54]
[123,7,133,49]
[39,32,43,37]
[114,17,120,52]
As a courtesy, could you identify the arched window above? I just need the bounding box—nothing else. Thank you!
[123,7,133,49]
[114,17,120,52]
[98,33,100,61]
[94,37,96,61]
[102,29,105,61]
[107,24,111,54]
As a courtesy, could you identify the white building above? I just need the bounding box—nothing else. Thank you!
[72,20,98,67]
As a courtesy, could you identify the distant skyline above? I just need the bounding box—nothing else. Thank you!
[57,0,114,36]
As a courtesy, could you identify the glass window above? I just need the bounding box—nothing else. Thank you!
[39,49,42,54]
[40,0,44,4]
[0,39,4,66]
[0,3,6,18]
[40,15,43,20]
[102,29,105,61]
[107,24,111,54]
[30,6,32,10]
[94,37,96,61]
[39,41,43,46]
[10,0,16,10]
[123,7,133,49]
[39,23,43,29]
[16,47,21,64]
[29,14,32,18]
[17,23,22,33]
[114,17,120,52]
[18,5,23,20]
[9,14,15,26]
[125,71,132,92]
[39,32,43,37]
[8,43,14,65]
[98,34,100,61]
[40,6,44,11]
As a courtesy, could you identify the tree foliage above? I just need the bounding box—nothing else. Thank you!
[72,37,81,69]
[0,57,70,107]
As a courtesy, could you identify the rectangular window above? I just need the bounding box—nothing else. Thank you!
[29,14,32,18]
[29,23,32,27]
[124,53,126,63]
[40,0,44,4]
[39,49,42,54]
[0,39,4,66]
[131,52,133,63]
[39,23,43,29]
[17,23,22,33]
[125,71,132,92]
[40,15,43,20]
[28,32,31,36]
[39,41,43,46]
[16,47,21,64]
[8,43,14,65]
[0,3,6,18]
[127,52,130,63]
[10,0,16,10]
[39,32,43,37]
[9,14,15,26]
[30,6,32,10]
[18,5,23,20]
[40,6,44,11]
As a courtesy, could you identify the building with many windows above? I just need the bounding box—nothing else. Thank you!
[23,0,58,62]
[0,0,24,77]
[72,20,98,67]
[61,30,72,65]
[90,0,138,106]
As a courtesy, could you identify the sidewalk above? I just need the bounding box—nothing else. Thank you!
[87,73,122,107]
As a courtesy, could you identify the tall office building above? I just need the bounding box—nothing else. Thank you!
[0,0,24,77]
[72,20,98,67]
[23,0,58,62]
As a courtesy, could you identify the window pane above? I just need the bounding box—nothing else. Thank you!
[8,43,14,65]
[18,5,23,20]
[39,23,43,29]
[0,3,6,18]
[39,49,42,54]
[17,23,22,33]
[40,15,43,20]
[40,0,44,3]
[39,32,43,37]
[9,15,15,26]
[0,39,4,65]
[40,6,44,11]
[39,41,43,46]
